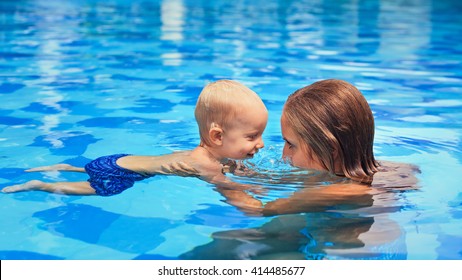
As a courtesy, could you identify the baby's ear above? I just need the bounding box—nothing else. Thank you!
[209,123,223,145]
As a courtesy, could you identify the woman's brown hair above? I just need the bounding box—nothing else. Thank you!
[283,79,379,183]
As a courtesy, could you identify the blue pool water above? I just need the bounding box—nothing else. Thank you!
[0,0,461,260]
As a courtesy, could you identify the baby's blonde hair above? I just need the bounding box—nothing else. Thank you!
[195,80,264,146]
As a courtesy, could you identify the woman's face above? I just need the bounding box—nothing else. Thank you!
[280,113,325,171]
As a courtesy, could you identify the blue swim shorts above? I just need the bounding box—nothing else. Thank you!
[85,154,151,196]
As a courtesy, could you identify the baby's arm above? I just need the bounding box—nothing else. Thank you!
[116,154,200,177]
[158,161,200,177]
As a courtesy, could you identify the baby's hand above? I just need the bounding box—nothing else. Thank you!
[160,162,200,177]
[221,160,237,174]
[223,160,259,176]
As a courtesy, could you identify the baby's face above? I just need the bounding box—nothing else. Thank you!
[220,104,268,160]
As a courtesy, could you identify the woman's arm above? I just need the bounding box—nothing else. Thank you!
[216,181,375,216]
[144,156,377,216]
[261,183,374,215]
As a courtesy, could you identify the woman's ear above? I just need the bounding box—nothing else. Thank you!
[331,143,343,174]
[208,123,223,145]
[332,145,339,159]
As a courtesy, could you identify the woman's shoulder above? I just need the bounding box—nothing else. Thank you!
[371,160,421,190]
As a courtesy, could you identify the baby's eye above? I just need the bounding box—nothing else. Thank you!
[247,134,257,140]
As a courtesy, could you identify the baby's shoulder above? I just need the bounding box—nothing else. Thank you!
[183,151,222,174]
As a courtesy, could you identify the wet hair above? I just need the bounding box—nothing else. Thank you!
[283,79,379,183]
[195,79,265,146]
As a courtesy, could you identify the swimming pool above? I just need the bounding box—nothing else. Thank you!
[0,0,461,260]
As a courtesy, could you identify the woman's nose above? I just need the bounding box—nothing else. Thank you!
[282,144,290,157]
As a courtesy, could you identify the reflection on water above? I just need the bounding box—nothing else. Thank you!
[180,212,406,260]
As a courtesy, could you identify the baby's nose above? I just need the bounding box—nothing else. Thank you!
[256,137,264,149]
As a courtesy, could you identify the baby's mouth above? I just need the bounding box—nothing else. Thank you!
[247,149,258,158]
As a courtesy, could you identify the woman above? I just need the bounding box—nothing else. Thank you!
[217,79,420,216]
